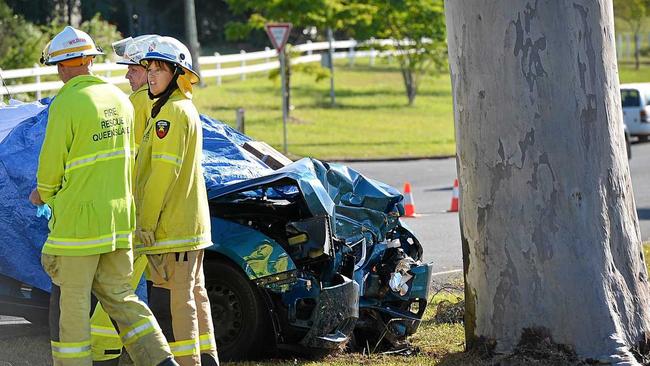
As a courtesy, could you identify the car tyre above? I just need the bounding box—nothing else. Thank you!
[204,258,273,361]
[626,132,632,159]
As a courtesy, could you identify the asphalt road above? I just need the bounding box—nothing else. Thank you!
[628,141,650,242]
[345,158,462,275]
[346,140,650,277]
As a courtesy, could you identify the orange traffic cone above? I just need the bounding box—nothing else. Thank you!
[448,178,459,212]
[403,182,416,217]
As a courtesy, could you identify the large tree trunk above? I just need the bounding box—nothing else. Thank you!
[445,0,650,363]
[401,67,417,106]
[183,0,202,83]
[52,0,81,26]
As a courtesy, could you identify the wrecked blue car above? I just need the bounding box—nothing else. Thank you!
[0,99,432,360]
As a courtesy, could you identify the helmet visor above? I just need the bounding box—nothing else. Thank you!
[111,37,133,57]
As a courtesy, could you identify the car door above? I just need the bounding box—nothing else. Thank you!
[621,88,642,134]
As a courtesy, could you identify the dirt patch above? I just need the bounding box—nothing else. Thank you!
[491,327,588,366]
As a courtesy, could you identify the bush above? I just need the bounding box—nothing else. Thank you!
[78,14,122,63]
[41,13,122,64]
[0,0,44,69]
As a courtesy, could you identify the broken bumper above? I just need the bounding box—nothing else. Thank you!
[297,274,359,350]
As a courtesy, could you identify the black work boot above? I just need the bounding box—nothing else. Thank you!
[156,357,180,366]
[200,353,220,366]
[93,358,120,366]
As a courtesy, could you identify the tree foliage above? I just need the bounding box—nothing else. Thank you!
[0,1,121,70]
[0,0,44,69]
[613,0,650,69]
[78,13,122,63]
[364,0,447,105]
[224,0,375,41]
[224,0,447,105]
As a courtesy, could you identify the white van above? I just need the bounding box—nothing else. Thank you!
[621,83,650,140]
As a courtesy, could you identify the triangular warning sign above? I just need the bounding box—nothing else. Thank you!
[265,23,292,52]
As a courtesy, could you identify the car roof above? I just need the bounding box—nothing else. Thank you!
[621,83,650,90]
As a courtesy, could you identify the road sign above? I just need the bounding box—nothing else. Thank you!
[264,23,292,52]
[265,23,293,154]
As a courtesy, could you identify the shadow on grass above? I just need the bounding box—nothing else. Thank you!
[291,85,451,99]
[340,64,402,74]
[308,101,411,110]
[289,140,440,148]
[436,351,490,366]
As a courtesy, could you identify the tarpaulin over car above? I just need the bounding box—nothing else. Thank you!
[0,100,272,291]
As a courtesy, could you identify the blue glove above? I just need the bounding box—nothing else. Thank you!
[36,204,52,220]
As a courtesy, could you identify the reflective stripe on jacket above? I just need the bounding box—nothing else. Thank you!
[37,74,136,256]
[134,89,212,254]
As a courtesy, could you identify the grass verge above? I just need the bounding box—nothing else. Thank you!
[192,58,455,160]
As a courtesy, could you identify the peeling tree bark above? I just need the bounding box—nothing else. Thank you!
[445,1,650,364]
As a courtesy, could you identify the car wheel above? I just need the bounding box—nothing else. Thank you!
[204,258,273,361]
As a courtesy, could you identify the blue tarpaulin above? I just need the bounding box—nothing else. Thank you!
[0,100,272,291]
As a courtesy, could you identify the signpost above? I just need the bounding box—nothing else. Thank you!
[265,23,292,155]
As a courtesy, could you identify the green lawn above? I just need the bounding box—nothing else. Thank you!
[619,62,650,83]
[192,59,455,160]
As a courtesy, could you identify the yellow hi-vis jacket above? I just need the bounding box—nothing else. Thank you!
[36,74,136,256]
[130,84,152,150]
[134,89,212,254]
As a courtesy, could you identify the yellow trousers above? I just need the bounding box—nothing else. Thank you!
[89,255,149,364]
[42,249,173,366]
[147,250,219,366]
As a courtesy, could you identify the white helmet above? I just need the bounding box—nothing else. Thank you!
[41,26,103,65]
[112,34,158,66]
[140,36,200,84]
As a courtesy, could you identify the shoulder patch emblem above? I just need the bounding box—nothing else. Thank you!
[155,120,170,139]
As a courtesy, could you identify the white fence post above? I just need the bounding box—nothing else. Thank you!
[104,60,111,78]
[34,63,41,100]
[369,37,376,67]
[617,34,623,59]
[240,50,246,81]
[215,52,222,86]
[348,39,355,66]
[307,40,312,56]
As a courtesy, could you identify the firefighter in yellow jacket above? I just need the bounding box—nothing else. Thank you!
[87,34,160,366]
[29,26,178,366]
[134,36,219,366]
[113,34,158,149]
